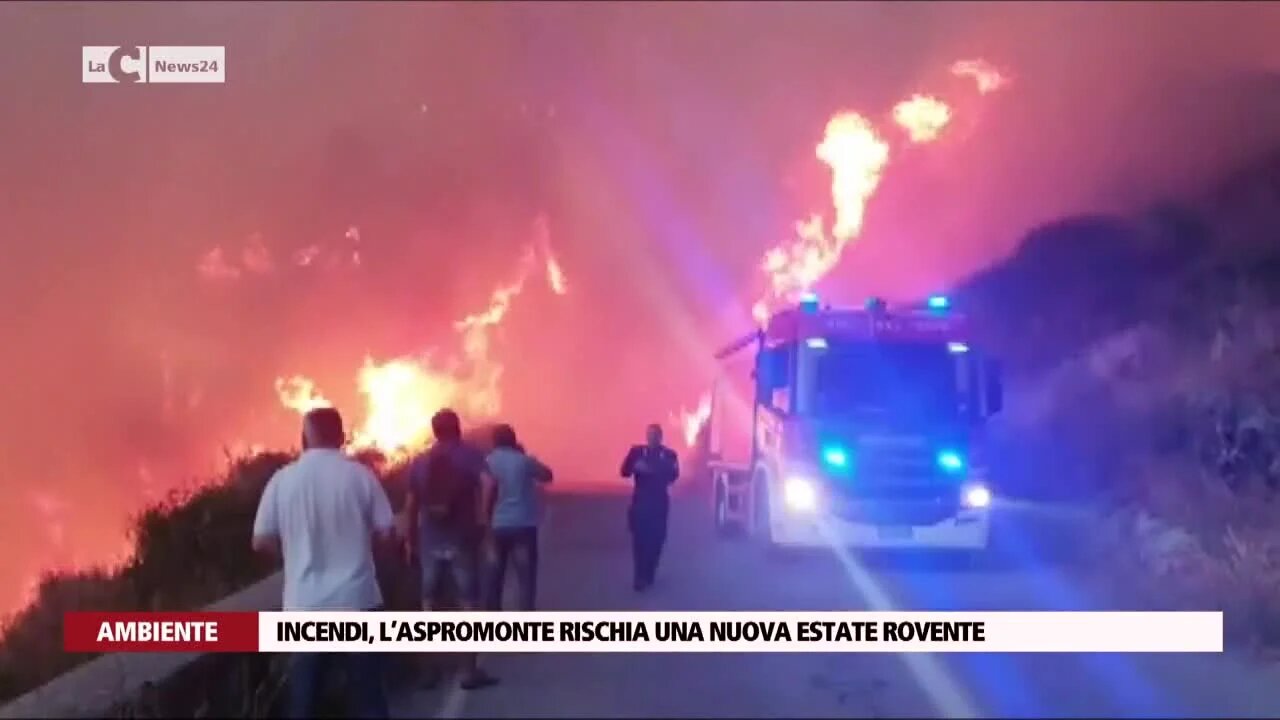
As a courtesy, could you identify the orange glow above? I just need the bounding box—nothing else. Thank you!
[892,94,953,143]
[545,252,568,295]
[950,59,1009,95]
[197,247,241,281]
[671,392,712,449]
[276,219,567,459]
[535,214,569,295]
[274,376,332,413]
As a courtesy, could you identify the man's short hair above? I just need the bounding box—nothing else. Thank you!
[432,408,462,442]
[304,407,345,448]
[492,423,518,449]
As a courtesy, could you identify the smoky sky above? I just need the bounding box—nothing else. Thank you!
[1,1,1279,614]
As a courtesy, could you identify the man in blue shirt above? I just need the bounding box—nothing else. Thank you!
[405,408,498,691]
[484,423,553,611]
[619,423,680,592]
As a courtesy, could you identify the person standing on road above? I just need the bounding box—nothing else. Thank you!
[484,423,553,611]
[251,407,395,719]
[619,423,680,592]
[405,408,500,691]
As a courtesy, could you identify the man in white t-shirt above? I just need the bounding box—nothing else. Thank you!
[252,407,395,719]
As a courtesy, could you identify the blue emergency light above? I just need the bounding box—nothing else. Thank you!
[798,292,820,313]
[936,449,965,474]
[927,295,950,310]
[822,445,851,469]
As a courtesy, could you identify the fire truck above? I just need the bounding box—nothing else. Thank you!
[702,293,1003,551]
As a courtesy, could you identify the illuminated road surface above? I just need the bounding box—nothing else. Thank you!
[393,490,1280,718]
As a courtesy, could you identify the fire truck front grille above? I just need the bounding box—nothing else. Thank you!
[825,440,961,519]
[853,447,943,485]
[832,495,960,526]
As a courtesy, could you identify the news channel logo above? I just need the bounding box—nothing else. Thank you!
[82,46,225,84]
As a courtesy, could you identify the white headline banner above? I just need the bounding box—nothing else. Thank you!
[259,611,1223,653]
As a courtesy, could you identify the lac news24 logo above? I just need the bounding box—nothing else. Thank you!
[83,46,225,84]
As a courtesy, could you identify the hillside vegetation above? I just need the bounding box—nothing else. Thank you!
[959,148,1280,645]
[0,425,506,706]
[0,453,288,703]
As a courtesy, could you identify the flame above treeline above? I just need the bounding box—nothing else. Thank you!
[269,59,1007,455]
[275,215,568,458]
[680,59,1009,447]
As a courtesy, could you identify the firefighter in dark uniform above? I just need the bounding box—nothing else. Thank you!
[620,423,680,591]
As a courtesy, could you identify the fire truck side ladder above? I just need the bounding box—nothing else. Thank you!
[707,328,765,495]
[713,329,764,361]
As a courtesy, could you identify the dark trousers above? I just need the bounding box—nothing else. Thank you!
[629,499,669,586]
[485,526,539,611]
[287,651,388,719]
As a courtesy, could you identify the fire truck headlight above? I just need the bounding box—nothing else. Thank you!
[783,476,819,512]
[962,483,992,509]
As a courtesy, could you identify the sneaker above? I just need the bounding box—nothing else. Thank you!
[460,669,500,691]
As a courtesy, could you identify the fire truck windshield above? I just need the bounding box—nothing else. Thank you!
[809,340,961,421]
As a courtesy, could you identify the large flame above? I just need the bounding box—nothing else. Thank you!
[892,94,953,144]
[275,218,567,459]
[752,59,1006,323]
[534,214,568,295]
[692,60,1005,439]
[750,111,891,324]
[670,392,712,449]
[349,356,461,454]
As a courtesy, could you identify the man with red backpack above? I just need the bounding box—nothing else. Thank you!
[405,408,499,691]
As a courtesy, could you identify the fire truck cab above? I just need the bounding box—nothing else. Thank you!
[705,293,1003,551]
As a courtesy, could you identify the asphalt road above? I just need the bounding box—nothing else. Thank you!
[392,488,1280,719]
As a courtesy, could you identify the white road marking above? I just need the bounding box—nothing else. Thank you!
[819,519,981,718]
[434,677,467,719]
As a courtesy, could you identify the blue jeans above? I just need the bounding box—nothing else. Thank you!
[485,526,539,611]
[420,542,481,609]
[287,651,388,719]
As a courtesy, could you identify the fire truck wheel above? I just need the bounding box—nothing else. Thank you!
[714,485,743,538]
[751,474,781,553]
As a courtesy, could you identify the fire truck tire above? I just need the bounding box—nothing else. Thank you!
[751,473,781,553]
[714,484,743,538]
